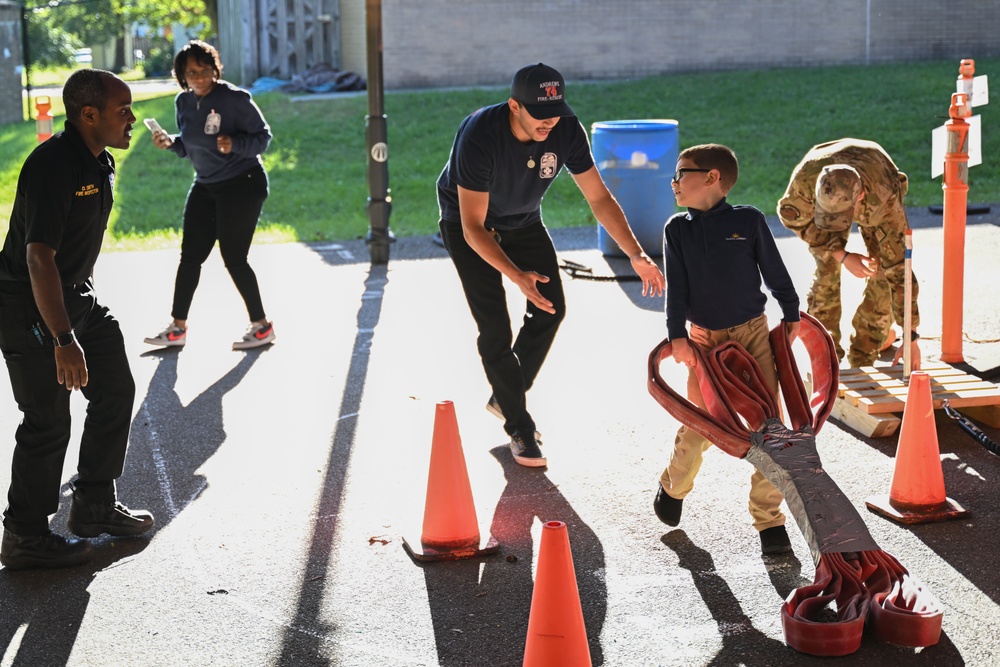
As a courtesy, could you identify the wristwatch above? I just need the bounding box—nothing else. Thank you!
[54,331,76,347]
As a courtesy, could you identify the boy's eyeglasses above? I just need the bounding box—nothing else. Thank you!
[185,69,215,80]
[672,168,711,183]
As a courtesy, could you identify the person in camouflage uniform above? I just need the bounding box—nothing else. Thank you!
[778,139,921,368]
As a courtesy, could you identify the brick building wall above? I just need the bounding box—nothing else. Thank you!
[339,0,1000,90]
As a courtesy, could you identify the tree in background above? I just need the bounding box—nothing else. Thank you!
[23,0,217,73]
[23,5,83,69]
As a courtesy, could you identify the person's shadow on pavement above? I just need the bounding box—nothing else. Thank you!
[0,348,263,664]
[421,444,607,666]
[0,354,243,662]
[122,347,266,529]
[0,514,149,664]
[661,529,789,665]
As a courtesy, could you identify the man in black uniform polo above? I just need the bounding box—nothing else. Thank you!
[437,63,664,467]
[0,69,154,570]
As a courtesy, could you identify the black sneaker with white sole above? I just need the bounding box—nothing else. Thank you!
[486,396,504,420]
[510,431,546,467]
[487,397,543,444]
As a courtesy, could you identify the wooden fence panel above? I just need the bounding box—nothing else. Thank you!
[259,0,339,80]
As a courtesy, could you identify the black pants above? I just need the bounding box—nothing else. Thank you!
[439,219,565,436]
[172,165,269,322]
[0,283,135,536]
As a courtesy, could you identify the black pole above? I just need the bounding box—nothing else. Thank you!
[364,0,392,264]
[20,2,32,121]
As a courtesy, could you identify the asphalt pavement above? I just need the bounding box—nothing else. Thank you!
[0,207,999,666]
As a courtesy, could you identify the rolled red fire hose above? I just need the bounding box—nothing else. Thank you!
[647,313,943,656]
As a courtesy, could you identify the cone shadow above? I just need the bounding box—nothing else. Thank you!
[420,445,607,666]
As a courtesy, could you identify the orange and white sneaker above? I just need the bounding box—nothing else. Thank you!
[144,323,187,347]
[233,321,275,350]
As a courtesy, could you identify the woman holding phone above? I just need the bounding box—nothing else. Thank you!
[144,39,275,351]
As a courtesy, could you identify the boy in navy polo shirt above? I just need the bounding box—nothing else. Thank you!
[437,63,664,467]
[656,143,799,555]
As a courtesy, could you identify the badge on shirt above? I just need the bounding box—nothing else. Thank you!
[539,153,557,179]
[204,109,221,135]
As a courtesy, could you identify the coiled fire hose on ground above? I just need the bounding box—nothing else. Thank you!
[647,312,943,656]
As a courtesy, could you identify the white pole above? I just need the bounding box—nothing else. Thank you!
[865,0,871,65]
[903,229,913,381]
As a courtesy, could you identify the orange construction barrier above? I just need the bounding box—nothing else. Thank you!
[35,96,53,143]
[958,58,975,102]
[523,521,591,667]
[866,372,969,524]
[940,91,971,364]
[402,401,499,562]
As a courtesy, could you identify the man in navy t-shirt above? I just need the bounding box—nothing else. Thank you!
[437,63,664,467]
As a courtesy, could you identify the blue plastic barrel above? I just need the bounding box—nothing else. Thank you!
[591,120,678,258]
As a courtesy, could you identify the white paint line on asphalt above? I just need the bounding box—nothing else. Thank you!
[142,402,179,519]
[959,463,987,481]
[2,622,28,667]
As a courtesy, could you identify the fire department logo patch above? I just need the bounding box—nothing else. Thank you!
[539,153,557,179]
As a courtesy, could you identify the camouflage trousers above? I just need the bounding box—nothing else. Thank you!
[807,254,893,367]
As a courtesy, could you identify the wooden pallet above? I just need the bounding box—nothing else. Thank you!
[831,362,1000,437]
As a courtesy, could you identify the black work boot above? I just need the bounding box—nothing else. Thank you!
[759,525,793,555]
[1,529,93,570]
[68,498,154,538]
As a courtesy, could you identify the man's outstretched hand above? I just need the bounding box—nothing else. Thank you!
[631,253,665,298]
[514,270,556,314]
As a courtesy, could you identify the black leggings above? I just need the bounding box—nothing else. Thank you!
[171,165,268,322]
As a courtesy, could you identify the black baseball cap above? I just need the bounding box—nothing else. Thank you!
[510,63,575,119]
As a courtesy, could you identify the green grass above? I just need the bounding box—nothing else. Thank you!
[24,67,148,88]
[2,59,997,251]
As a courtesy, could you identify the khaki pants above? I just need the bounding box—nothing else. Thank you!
[659,313,786,531]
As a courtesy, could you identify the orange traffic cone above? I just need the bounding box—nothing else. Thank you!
[523,521,592,667]
[402,401,499,562]
[866,372,969,524]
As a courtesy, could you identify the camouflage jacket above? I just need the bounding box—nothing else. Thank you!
[777,139,918,328]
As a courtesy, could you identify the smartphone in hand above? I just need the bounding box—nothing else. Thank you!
[144,118,173,147]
